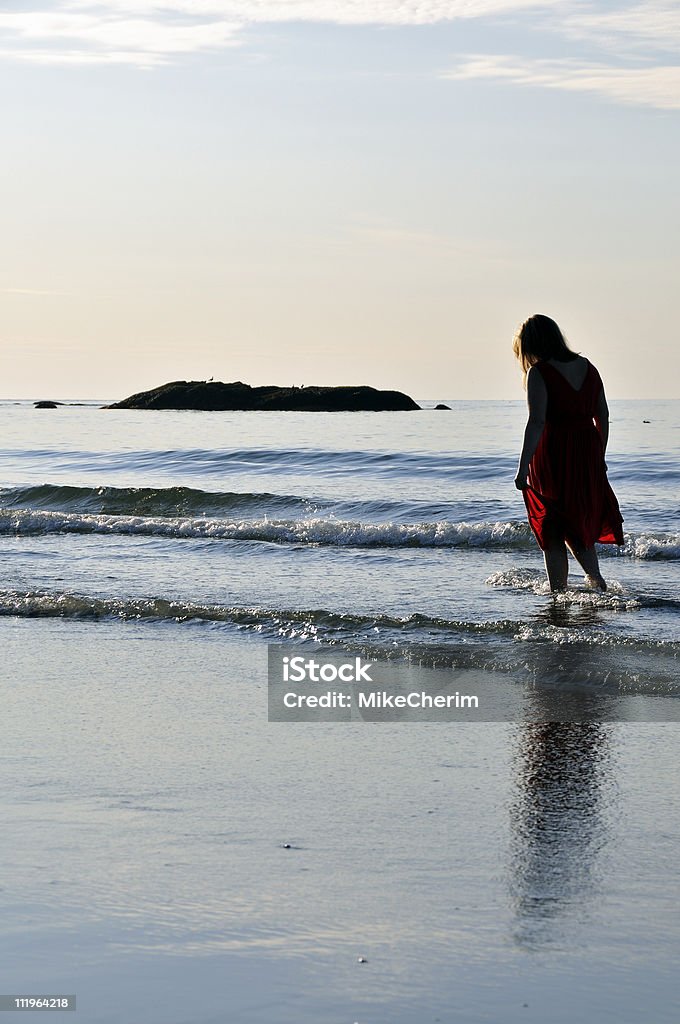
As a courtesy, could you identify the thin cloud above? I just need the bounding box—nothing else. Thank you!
[0,1,562,66]
[564,2,680,56]
[345,219,509,260]
[63,1,558,24]
[2,1,678,114]
[0,12,240,68]
[443,55,680,110]
[0,47,168,66]
[0,10,240,65]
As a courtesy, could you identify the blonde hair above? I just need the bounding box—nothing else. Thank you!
[513,314,577,387]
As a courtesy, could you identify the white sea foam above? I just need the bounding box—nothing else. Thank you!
[620,533,680,560]
[486,570,643,609]
[513,622,650,644]
[485,568,549,592]
[0,587,675,652]
[1,507,678,558]
[0,509,531,548]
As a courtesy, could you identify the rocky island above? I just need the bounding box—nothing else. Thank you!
[105,380,420,412]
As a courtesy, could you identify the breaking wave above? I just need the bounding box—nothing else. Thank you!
[0,508,535,548]
[0,586,675,645]
[1,587,678,692]
[0,505,678,558]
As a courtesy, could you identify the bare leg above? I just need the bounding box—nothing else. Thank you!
[566,542,607,591]
[543,540,568,592]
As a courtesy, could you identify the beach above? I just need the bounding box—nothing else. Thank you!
[1,399,679,1021]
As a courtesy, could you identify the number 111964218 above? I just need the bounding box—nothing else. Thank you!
[0,995,76,1011]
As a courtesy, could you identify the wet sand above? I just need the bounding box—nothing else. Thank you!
[1,617,679,1022]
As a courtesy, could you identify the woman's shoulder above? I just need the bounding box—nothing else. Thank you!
[527,363,548,383]
[526,364,548,398]
[579,356,604,393]
[585,357,602,381]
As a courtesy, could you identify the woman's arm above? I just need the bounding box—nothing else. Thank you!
[594,386,609,453]
[515,366,547,489]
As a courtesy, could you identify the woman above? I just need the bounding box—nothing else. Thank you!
[513,314,624,592]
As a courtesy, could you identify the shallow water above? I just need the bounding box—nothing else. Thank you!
[2,622,679,1022]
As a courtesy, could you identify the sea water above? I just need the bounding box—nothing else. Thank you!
[0,398,678,691]
[1,398,679,1023]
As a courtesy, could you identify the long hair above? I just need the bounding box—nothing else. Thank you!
[513,314,578,387]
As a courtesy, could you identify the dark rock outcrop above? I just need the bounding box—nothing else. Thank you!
[105,380,420,412]
[434,403,451,410]
[34,400,61,408]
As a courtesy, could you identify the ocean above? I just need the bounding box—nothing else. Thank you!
[1,398,678,692]
[1,397,679,1023]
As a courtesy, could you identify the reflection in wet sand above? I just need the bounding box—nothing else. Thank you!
[510,721,616,948]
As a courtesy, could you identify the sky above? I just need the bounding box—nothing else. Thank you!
[1,1,679,400]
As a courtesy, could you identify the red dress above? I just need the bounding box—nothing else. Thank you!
[523,359,624,550]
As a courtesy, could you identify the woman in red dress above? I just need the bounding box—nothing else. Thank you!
[513,314,624,592]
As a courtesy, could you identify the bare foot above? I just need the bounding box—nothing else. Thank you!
[585,574,607,592]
